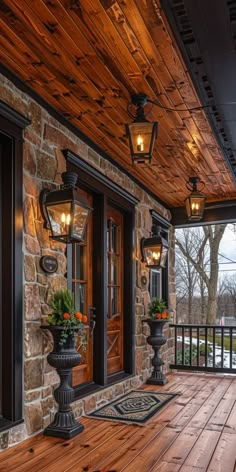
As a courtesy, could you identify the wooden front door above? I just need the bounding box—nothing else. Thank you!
[72,192,93,387]
[107,206,124,375]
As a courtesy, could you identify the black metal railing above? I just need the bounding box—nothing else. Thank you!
[169,324,236,373]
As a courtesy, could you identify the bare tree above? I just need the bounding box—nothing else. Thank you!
[175,230,199,323]
[218,273,236,317]
[176,224,227,324]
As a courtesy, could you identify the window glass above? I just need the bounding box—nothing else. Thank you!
[150,269,162,299]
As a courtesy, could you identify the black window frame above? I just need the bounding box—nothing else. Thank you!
[149,210,171,306]
[0,102,30,431]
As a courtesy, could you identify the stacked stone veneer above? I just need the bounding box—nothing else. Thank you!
[0,73,176,450]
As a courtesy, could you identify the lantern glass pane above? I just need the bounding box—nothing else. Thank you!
[160,246,168,267]
[187,196,205,220]
[71,203,89,239]
[185,198,191,218]
[47,202,72,237]
[144,244,162,266]
[129,122,155,155]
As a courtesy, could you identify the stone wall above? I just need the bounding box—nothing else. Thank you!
[0,73,175,450]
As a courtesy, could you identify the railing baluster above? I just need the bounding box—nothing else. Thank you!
[205,327,208,367]
[230,327,233,369]
[168,323,236,374]
[213,327,216,368]
[221,327,224,368]
[189,327,192,366]
[175,326,177,365]
[197,327,200,367]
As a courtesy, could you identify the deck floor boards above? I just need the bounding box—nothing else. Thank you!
[0,373,235,472]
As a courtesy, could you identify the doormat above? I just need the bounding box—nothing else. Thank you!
[87,390,177,425]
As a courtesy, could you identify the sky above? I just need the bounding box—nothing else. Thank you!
[218,225,236,274]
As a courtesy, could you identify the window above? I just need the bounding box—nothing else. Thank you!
[150,269,162,299]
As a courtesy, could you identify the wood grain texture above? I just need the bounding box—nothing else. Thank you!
[0,0,235,207]
[1,374,236,472]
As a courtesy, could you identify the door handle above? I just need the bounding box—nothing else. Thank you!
[89,306,96,337]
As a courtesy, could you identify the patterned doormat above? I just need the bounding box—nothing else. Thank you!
[87,390,177,425]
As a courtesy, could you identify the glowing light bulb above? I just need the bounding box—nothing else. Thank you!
[61,213,71,233]
[137,135,144,152]
[191,202,199,213]
[153,251,160,261]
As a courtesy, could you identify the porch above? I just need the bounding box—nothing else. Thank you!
[1,372,235,472]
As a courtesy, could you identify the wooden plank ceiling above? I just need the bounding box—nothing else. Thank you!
[0,0,235,207]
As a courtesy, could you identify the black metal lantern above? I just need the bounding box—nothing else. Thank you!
[126,94,158,164]
[40,171,92,243]
[185,177,206,221]
[141,226,169,268]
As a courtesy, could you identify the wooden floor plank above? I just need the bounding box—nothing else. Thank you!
[0,374,235,472]
[205,397,235,431]
[4,422,123,472]
[159,426,203,466]
[223,402,236,434]
[187,379,233,430]
[207,432,236,472]
[120,427,181,472]
[64,424,136,472]
[151,461,182,471]
[182,430,221,469]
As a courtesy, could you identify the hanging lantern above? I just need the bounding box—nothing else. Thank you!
[185,177,206,221]
[40,171,92,243]
[126,94,158,164]
[141,226,169,268]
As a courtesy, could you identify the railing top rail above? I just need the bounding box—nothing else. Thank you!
[169,323,236,328]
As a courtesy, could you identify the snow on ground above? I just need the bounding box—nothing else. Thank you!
[177,335,236,369]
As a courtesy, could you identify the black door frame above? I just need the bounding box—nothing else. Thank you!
[0,102,30,431]
[64,150,138,398]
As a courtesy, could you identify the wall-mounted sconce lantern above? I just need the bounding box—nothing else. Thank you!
[185,177,206,221]
[141,225,169,268]
[40,171,92,243]
[126,93,158,164]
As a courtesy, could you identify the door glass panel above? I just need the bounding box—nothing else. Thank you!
[110,255,118,285]
[107,206,123,375]
[73,282,85,314]
[72,191,93,387]
[111,287,118,316]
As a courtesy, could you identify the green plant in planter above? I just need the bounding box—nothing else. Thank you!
[47,288,88,347]
[148,298,169,320]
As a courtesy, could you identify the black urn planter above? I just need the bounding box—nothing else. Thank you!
[142,319,169,385]
[41,325,84,439]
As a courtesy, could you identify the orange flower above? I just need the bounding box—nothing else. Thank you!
[63,313,70,320]
[82,315,88,324]
[75,312,83,320]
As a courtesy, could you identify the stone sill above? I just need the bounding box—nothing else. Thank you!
[0,418,24,434]
[73,373,135,401]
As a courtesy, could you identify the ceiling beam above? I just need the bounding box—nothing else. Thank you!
[171,200,236,227]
